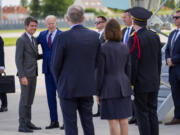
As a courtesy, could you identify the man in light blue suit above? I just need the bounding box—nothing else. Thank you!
[37,15,64,129]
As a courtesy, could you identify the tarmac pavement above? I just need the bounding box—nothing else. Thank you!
[0,46,179,135]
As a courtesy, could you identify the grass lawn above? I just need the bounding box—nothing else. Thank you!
[4,37,18,46]
[1,27,97,46]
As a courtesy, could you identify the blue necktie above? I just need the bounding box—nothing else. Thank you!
[124,27,130,44]
[171,30,178,56]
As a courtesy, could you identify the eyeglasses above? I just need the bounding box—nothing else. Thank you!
[95,21,105,25]
[173,16,180,20]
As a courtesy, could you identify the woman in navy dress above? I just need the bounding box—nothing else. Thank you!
[96,19,132,135]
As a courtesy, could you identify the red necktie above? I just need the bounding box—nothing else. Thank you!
[48,33,52,48]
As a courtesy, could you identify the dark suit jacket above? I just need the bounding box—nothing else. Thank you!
[96,41,132,99]
[37,29,61,74]
[0,36,4,67]
[15,33,39,78]
[165,30,180,65]
[128,28,162,93]
[99,32,105,44]
[52,25,100,98]
[122,27,134,43]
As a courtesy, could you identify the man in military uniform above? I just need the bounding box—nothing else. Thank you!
[128,7,162,135]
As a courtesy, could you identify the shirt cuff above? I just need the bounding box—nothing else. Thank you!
[0,66,5,70]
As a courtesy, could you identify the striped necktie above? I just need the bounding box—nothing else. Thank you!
[48,33,52,48]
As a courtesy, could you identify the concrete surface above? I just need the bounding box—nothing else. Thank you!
[0,44,179,135]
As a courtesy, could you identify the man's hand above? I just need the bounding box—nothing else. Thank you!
[21,77,28,86]
[96,96,100,104]
[167,58,174,67]
[0,69,4,74]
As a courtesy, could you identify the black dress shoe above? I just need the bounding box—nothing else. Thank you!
[93,112,100,117]
[27,122,41,130]
[60,124,64,130]
[0,107,8,112]
[128,117,137,124]
[46,122,59,129]
[18,126,33,133]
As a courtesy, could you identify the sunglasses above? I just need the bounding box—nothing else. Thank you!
[95,21,105,25]
[173,16,180,19]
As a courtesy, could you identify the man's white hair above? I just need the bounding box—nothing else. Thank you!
[45,15,57,23]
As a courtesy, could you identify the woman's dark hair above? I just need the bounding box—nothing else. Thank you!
[104,18,122,42]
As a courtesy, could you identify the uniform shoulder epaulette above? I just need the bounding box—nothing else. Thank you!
[129,31,135,37]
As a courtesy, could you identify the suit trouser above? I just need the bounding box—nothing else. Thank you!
[131,101,136,119]
[45,72,58,122]
[134,92,159,135]
[0,73,7,108]
[60,96,94,135]
[169,67,180,118]
[18,77,36,127]
[0,93,7,107]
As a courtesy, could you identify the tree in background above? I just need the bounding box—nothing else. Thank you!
[161,0,175,9]
[41,0,74,17]
[29,0,41,18]
[20,0,28,8]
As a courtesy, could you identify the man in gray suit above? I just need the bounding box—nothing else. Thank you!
[15,16,41,133]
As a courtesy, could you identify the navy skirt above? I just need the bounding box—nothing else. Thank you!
[100,96,132,119]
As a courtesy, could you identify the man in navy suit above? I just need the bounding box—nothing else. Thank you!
[95,16,107,44]
[122,9,136,124]
[37,15,63,129]
[52,5,100,135]
[0,36,8,112]
[165,10,180,125]
[122,9,134,44]
[93,15,106,117]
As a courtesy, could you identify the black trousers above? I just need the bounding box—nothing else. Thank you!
[0,93,7,108]
[169,67,180,118]
[134,92,159,135]
[60,96,94,135]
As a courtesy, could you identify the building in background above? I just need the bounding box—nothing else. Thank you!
[2,6,29,20]
[74,0,107,11]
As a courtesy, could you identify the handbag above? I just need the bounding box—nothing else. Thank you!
[0,72,15,93]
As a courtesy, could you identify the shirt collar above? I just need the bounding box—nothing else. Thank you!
[25,32,33,41]
[71,24,82,29]
[99,29,104,35]
[127,26,133,29]
[48,28,57,36]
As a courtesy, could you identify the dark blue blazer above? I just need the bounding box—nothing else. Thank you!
[96,41,132,99]
[52,25,100,98]
[37,29,61,74]
[0,36,4,67]
[165,30,180,65]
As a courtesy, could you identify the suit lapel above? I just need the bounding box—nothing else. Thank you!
[172,31,180,52]
[24,33,37,53]
[51,29,60,47]
[44,30,49,46]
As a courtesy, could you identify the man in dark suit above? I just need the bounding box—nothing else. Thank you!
[128,7,162,135]
[165,10,180,125]
[122,9,134,44]
[95,16,107,44]
[93,15,107,117]
[52,5,100,135]
[15,16,41,133]
[0,36,8,112]
[37,15,64,130]
[122,9,136,124]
